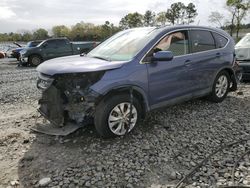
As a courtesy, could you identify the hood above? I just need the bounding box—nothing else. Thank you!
[13,47,24,52]
[36,55,127,76]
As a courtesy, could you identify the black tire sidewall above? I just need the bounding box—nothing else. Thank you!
[210,71,230,103]
[94,94,142,138]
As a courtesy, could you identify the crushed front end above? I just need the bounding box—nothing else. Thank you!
[37,72,104,127]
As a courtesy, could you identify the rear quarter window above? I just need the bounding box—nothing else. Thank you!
[212,32,228,48]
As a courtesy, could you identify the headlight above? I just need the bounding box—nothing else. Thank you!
[37,73,54,90]
[37,79,53,90]
[20,49,27,55]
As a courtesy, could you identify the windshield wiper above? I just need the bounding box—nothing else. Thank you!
[92,56,110,61]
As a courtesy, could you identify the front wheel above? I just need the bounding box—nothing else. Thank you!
[94,94,142,138]
[208,71,230,103]
[29,55,42,66]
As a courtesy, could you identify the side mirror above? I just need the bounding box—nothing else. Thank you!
[152,51,173,62]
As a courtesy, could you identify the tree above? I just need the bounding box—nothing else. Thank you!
[226,0,250,39]
[156,12,168,26]
[52,25,70,38]
[165,2,197,25]
[12,33,22,41]
[185,3,198,24]
[143,10,156,26]
[33,28,49,40]
[119,12,144,29]
[165,2,185,25]
[72,21,98,40]
[208,11,224,27]
[22,32,33,42]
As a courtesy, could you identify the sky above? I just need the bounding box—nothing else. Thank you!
[0,0,249,33]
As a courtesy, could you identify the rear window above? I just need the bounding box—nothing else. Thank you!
[190,30,216,53]
[212,32,228,48]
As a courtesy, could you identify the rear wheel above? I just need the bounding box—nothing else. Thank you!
[208,71,230,103]
[29,55,42,66]
[94,94,142,138]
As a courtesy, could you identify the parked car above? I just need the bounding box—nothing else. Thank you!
[3,42,22,58]
[11,40,42,60]
[235,33,250,81]
[20,38,97,66]
[0,51,5,59]
[36,26,239,138]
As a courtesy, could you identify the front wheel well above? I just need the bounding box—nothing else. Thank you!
[99,88,147,118]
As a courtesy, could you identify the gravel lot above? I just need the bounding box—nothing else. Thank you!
[0,58,250,188]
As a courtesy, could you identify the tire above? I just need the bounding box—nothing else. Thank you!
[29,55,42,66]
[94,94,142,138]
[208,71,230,103]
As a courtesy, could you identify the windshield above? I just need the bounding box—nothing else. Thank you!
[87,27,160,61]
[26,41,41,48]
[26,42,32,48]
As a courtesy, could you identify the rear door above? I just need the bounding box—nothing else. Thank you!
[186,29,218,92]
[145,30,192,107]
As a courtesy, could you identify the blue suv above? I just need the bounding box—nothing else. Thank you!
[36,26,239,138]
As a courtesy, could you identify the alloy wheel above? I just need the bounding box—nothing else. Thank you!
[215,75,228,98]
[108,102,137,136]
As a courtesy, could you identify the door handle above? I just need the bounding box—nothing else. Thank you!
[184,60,192,66]
[216,52,221,57]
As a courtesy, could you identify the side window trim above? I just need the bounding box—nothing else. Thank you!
[140,28,230,64]
[187,29,192,54]
[210,31,218,48]
[188,28,230,53]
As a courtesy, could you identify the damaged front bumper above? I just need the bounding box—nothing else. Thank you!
[37,73,101,127]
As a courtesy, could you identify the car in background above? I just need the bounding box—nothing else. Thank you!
[20,38,97,66]
[0,51,5,59]
[36,26,239,138]
[10,40,42,60]
[235,33,250,81]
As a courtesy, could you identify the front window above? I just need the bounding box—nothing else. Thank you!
[87,28,161,61]
[143,30,189,62]
[153,31,189,56]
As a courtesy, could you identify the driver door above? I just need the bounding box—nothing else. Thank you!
[42,40,58,59]
[145,30,192,107]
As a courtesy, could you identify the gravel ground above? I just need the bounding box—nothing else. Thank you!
[0,58,250,188]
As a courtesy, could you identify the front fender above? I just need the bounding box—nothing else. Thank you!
[104,85,150,112]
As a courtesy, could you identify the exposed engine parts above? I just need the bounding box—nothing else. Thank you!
[37,72,104,126]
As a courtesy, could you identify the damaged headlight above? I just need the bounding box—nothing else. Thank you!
[37,73,54,90]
